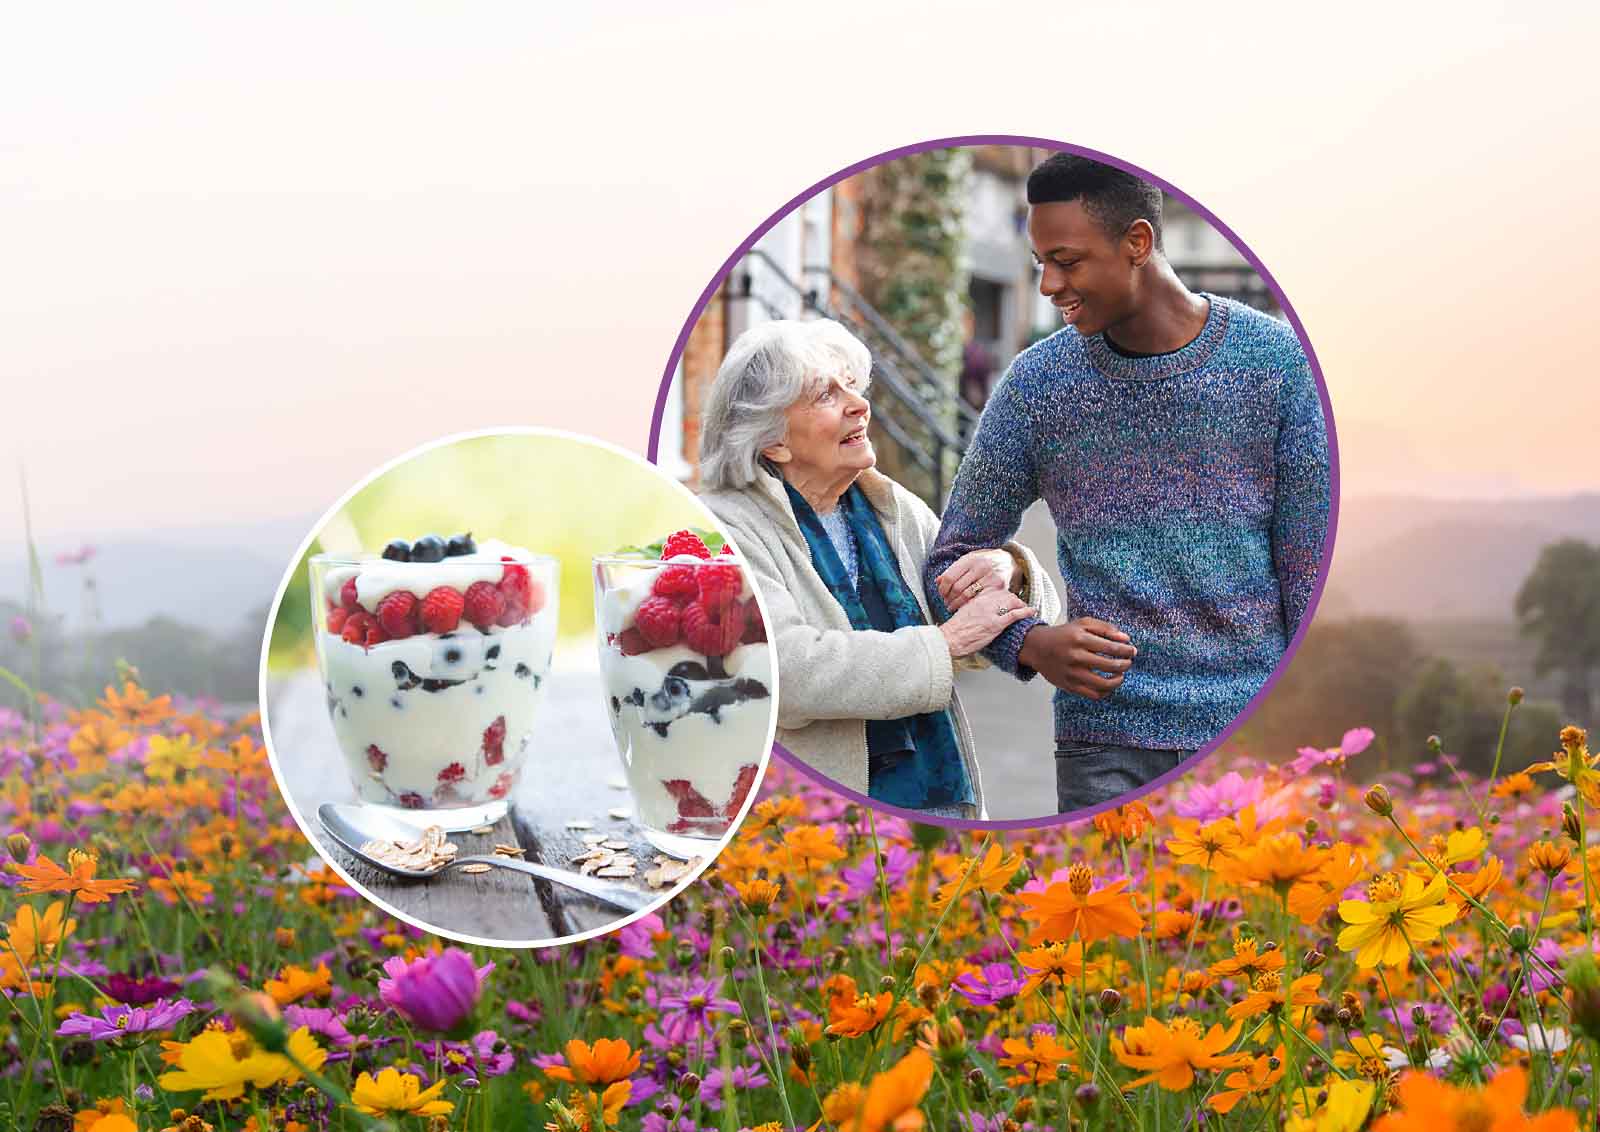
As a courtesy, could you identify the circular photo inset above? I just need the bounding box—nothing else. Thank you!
[260,428,776,945]
[652,137,1337,825]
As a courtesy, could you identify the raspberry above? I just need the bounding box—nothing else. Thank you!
[696,562,743,614]
[661,530,711,559]
[397,791,425,810]
[482,715,506,765]
[616,628,649,656]
[419,587,464,634]
[340,577,361,611]
[376,591,419,638]
[364,624,389,648]
[326,607,348,634]
[720,543,735,555]
[499,559,533,605]
[740,599,767,644]
[488,771,515,799]
[341,611,374,645]
[634,596,683,648]
[496,591,528,628]
[721,763,760,818]
[651,564,700,599]
[663,778,716,818]
[463,581,505,631]
[437,761,466,784]
[366,744,388,772]
[682,599,744,656]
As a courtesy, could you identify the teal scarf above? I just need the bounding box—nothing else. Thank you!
[784,479,973,810]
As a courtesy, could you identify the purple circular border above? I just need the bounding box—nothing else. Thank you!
[647,133,1341,832]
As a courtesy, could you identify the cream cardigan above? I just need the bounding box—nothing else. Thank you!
[700,468,1060,814]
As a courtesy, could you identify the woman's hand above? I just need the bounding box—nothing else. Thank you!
[936,549,1017,612]
[938,589,1037,658]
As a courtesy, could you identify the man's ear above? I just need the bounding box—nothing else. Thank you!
[1126,218,1156,267]
[761,442,792,464]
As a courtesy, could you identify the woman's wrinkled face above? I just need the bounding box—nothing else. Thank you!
[772,371,875,484]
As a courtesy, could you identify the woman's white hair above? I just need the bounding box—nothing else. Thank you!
[698,318,873,492]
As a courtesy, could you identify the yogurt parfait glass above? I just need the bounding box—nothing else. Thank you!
[309,541,558,830]
[593,550,774,858]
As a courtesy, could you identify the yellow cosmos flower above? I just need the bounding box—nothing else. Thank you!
[157,1026,325,1101]
[1527,726,1600,806]
[350,1067,454,1116]
[144,734,207,780]
[7,900,76,967]
[1286,1076,1377,1132]
[1337,871,1457,968]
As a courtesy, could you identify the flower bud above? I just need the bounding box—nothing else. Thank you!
[1302,949,1326,972]
[1564,803,1584,845]
[677,1072,702,1099]
[1507,924,1530,953]
[1509,687,1525,706]
[1411,1005,1428,1027]
[894,946,917,973]
[1569,1068,1586,1088]
[719,946,736,964]
[878,975,896,991]
[1474,1013,1496,1040]
[459,1077,480,1092]
[1098,988,1123,1016]
[911,822,947,852]
[1336,1008,1353,1027]
[5,832,31,863]
[1304,819,1319,836]
[1363,784,1393,817]
[1426,735,1443,755]
[1267,1055,1281,1071]
[1074,1083,1100,1106]
[674,939,696,964]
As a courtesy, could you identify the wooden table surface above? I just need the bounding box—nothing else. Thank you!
[265,665,671,944]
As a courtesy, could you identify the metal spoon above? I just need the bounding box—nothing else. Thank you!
[316,803,654,914]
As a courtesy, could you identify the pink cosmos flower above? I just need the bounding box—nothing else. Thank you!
[377,948,494,1032]
[1172,771,1264,822]
[1288,727,1376,777]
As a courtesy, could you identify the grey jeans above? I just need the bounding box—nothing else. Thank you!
[1055,741,1196,814]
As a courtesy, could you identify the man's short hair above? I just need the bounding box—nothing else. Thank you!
[1026,153,1164,252]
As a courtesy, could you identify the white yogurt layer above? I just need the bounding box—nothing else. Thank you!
[600,641,772,835]
[317,612,557,808]
[322,540,539,611]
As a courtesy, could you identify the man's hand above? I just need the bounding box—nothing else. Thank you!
[1017,618,1136,700]
[936,549,1017,612]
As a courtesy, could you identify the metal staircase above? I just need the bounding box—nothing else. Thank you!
[727,251,974,506]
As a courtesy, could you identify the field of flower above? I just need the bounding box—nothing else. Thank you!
[0,677,1595,1131]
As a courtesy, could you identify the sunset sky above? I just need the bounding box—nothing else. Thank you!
[4,3,1597,549]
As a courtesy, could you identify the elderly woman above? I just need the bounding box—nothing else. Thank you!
[698,319,1060,819]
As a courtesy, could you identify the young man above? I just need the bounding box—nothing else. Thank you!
[924,152,1330,814]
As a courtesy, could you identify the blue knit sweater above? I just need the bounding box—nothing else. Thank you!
[923,295,1330,749]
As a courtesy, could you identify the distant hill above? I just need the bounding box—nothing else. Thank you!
[0,515,318,634]
[1324,493,1600,619]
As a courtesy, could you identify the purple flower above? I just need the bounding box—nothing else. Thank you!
[1528,939,1566,993]
[506,999,542,1026]
[418,1028,515,1077]
[653,975,740,1042]
[616,913,665,959]
[1288,727,1376,777]
[699,1064,768,1110]
[57,998,195,1041]
[840,844,915,898]
[377,948,493,1032]
[953,963,1027,1008]
[1172,772,1264,822]
[8,616,30,645]
[283,1005,354,1047]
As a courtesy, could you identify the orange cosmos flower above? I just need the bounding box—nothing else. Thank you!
[1372,1065,1576,1132]
[1286,841,1366,926]
[1226,972,1324,1024]
[732,877,782,915]
[827,990,894,1038]
[933,842,1023,904]
[1224,832,1327,898]
[1015,941,1085,997]
[1209,1043,1286,1114]
[1016,864,1143,943]
[1528,840,1573,876]
[1154,909,1197,941]
[1527,726,1600,807]
[543,1038,641,1086]
[1113,1016,1250,1090]
[264,963,333,1006]
[150,868,214,907]
[998,1030,1076,1086]
[1165,816,1243,869]
[851,1047,934,1132]
[1492,772,1536,799]
[1208,936,1287,982]
[781,824,847,869]
[16,848,138,904]
[67,717,131,771]
[1093,801,1154,843]
[741,795,807,834]
[99,681,174,728]
[7,900,76,967]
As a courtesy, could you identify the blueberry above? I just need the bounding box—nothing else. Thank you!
[382,539,412,562]
[446,532,477,557]
[411,535,447,563]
